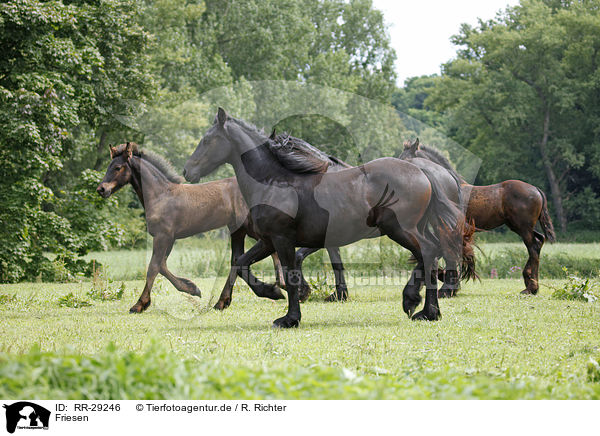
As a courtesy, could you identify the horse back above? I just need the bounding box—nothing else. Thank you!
[466,180,543,231]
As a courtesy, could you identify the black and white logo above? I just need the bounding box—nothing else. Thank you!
[3,402,50,433]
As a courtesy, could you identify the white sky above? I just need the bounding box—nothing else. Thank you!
[371,0,520,85]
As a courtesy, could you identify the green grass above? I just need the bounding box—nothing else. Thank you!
[1,274,599,399]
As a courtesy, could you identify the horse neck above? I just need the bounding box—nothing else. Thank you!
[130,157,173,210]
[227,125,292,193]
[420,149,465,183]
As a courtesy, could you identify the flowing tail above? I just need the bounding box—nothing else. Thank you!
[536,187,556,243]
[458,219,478,281]
[419,166,477,282]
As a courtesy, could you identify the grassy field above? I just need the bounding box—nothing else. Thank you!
[82,237,600,282]
[1,262,600,398]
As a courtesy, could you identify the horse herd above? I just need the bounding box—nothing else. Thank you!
[97,108,556,328]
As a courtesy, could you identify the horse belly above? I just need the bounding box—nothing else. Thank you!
[466,185,505,229]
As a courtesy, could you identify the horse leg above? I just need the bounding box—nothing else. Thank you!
[214,229,245,310]
[272,237,301,328]
[412,249,441,321]
[233,239,285,300]
[375,214,423,317]
[157,239,202,298]
[272,252,286,290]
[377,206,441,320]
[325,247,348,302]
[438,259,459,298]
[520,230,544,295]
[295,247,319,302]
[215,234,284,310]
[130,235,170,313]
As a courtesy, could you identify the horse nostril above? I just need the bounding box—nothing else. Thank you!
[183,168,187,178]
[97,186,105,195]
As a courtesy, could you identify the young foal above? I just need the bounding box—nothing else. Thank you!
[97,142,285,313]
[401,139,556,295]
[184,108,475,327]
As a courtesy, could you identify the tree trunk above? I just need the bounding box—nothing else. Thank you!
[538,107,567,232]
[94,130,108,170]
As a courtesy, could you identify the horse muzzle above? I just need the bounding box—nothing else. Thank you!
[183,165,200,184]
[96,183,113,198]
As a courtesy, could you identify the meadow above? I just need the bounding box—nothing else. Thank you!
[1,239,599,399]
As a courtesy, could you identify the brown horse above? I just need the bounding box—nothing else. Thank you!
[400,140,556,295]
[97,142,287,313]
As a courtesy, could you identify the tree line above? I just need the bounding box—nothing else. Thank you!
[1,0,599,283]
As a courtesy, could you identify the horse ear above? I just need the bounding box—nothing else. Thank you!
[109,144,116,158]
[125,142,133,159]
[410,138,420,154]
[217,107,228,126]
[269,128,277,140]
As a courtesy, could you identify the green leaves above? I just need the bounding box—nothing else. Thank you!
[0,0,154,282]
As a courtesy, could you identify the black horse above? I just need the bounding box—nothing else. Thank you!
[184,108,475,327]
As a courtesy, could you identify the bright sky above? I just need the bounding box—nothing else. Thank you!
[371,0,520,85]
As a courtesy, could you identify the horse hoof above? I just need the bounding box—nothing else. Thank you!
[272,316,300,329]
[438,289,456,298]
[520,289,538,295]
[213,299,230,311]
[298,285,312,302]
[411,309,441,321]
[324,292,348,302]
[403,297,422,316]
[267,285,286,300]
[129,300,150,313]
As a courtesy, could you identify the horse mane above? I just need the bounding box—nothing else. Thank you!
[405,141,464,183]
[112,142,184,184]
[268,132,352,174]
[229,116,351,174]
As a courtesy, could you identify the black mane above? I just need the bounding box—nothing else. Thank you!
[228,116,351,174]
[268,132,352,174]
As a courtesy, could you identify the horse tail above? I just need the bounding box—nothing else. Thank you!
[419,167,477,282]
[536,187,556,243]
[458,218,478,281]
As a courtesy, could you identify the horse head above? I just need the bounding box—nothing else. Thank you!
[96,142,136,198]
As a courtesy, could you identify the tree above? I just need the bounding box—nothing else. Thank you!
[392,75,444,127]
[429,0,600,232]
[0,0,154,282]
[203,0,396,101]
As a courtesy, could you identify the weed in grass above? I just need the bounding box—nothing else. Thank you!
[57,293,92,308]
[588,357,600,383]
[87,283,125,301]
[307,272,335,301]
[551,268,599,302]
[0,294,17,305]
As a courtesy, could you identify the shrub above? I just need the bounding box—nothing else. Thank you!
[0,294,17,305]
[588,357,600,383]
[551,268,599,302]
[57,293,92,308]
[87,265,125,301]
